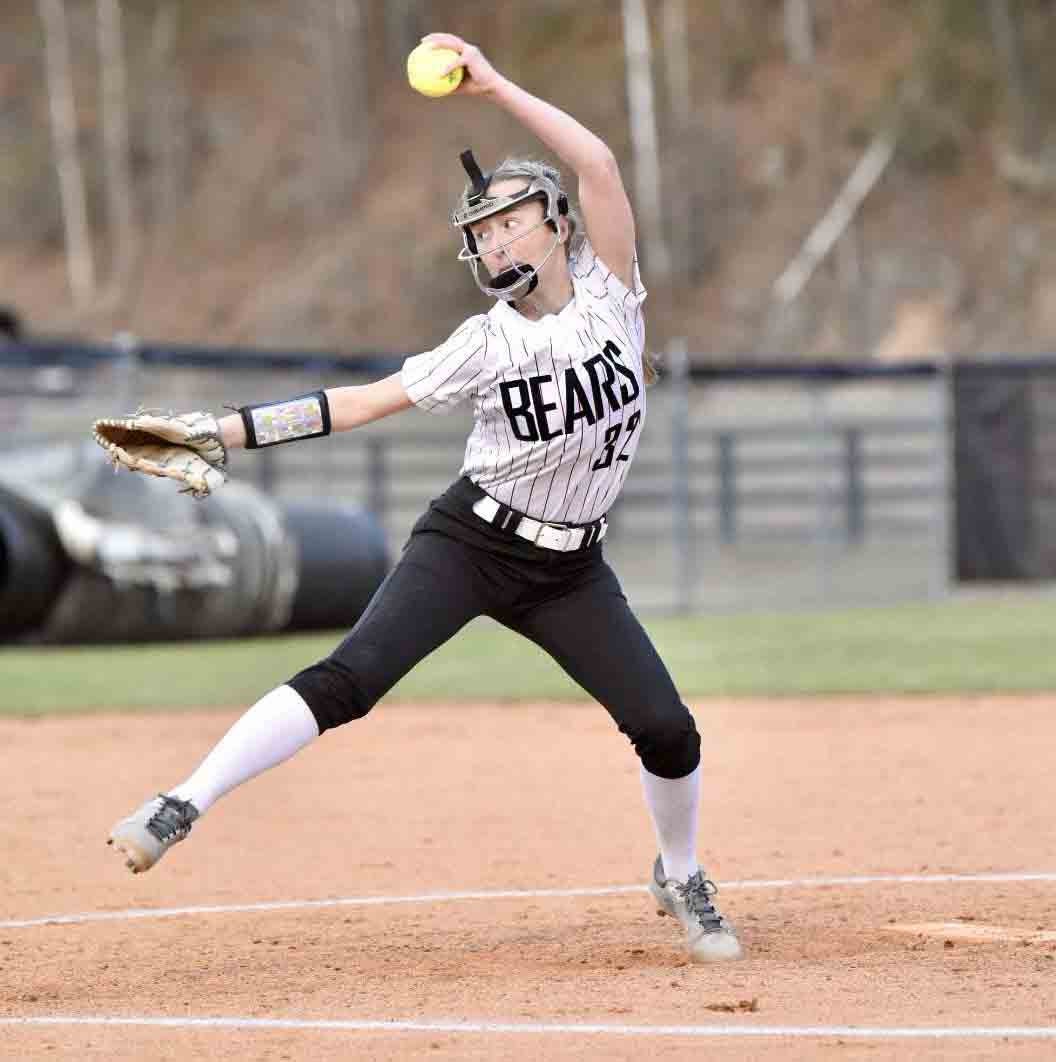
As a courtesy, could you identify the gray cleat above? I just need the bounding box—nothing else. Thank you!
[108,794,200,874]
[649,854,744,962]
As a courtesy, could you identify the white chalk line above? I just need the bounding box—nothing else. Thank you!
[2,869,1054,931]
[3,1016,1056,1040]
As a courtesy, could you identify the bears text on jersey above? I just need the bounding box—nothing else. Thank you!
[498,341,641,443]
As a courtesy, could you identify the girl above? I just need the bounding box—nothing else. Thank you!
[108,32,742,964]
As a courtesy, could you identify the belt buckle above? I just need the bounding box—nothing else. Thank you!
[564,527,585,551]
[517,516,542,543]
[535,524,567,551]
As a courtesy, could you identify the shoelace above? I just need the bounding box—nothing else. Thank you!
[145,796,195,843]
[675,872,725,932]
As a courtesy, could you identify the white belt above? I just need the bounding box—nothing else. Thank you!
[471,496,607,552]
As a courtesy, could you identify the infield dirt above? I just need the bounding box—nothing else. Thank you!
[2,695,1055,1060]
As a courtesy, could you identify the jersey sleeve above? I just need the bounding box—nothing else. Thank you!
[400,317,488,415]
[573,239,646,308]
[623,252,647,307]
[572,240,647,341]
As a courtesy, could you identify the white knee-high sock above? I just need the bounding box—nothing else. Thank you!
[640,763,701,884]
[168,685,320,814]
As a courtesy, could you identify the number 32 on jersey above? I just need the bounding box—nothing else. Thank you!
[592,410,641,471]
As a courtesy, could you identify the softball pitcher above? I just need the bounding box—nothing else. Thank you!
[107,32,742,963]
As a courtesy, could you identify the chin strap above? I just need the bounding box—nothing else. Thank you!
[489,263,540,299]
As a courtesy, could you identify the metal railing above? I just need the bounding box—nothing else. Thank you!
[5,339,952,613]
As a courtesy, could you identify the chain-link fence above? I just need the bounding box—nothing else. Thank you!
[5,344,952,614]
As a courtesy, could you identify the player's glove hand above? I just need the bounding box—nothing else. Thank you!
[92,410,228,498]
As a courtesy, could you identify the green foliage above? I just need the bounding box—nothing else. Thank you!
[519,6,585,56]
[874,0,1000,173]
[722,46,762,101]
[935,0,992,40]
[895,97,970,175]
[3,592,1055,716]
[923,40,997,128]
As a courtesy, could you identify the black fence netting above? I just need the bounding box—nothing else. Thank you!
[954,362,1056,580]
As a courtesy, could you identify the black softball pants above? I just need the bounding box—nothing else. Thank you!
[288,480,700,779]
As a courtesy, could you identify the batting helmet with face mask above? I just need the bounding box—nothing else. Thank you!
[451,149,569,301]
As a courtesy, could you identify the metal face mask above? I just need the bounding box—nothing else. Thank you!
[451,149,569,301]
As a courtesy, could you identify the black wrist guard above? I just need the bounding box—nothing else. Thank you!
[238,390,332,449]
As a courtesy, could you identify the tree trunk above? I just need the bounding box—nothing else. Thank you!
[383,0,422,65]
[124,0,180,330]
[337,0,369,181]
[37,0,96,311]
[773,132,896,307]
[661,0,690,276]
[97,0,136,298]
[783,0,815,66]
[987,0,1038,156]
[621,0,671,281]
[311,0,369,220]
[145,1,181,227]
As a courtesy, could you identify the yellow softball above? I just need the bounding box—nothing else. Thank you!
[406,43,464,98]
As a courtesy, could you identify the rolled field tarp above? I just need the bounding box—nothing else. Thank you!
[191,483,300,639]
[0,485,70,640]
[278,499,391,631]
[0,439,390,643]
[39,492,390,642]
[37,473,298,644]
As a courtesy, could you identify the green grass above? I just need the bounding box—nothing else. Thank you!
[2,591,1055,716]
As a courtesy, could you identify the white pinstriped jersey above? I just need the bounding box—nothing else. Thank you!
[401,241,647,525]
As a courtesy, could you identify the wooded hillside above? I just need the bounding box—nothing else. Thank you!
[5,0,1056,361]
